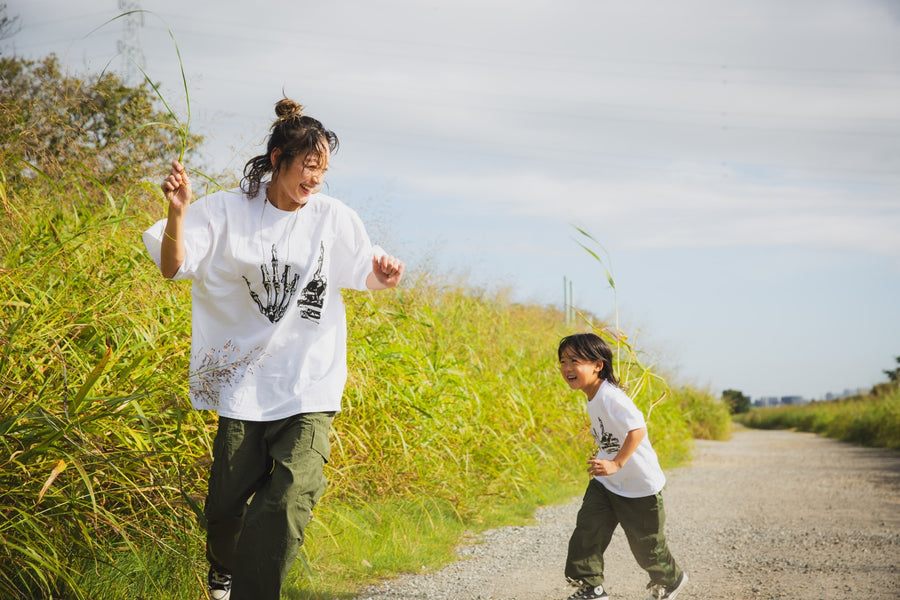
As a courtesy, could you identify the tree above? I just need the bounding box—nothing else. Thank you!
[884,356,900,384]
[722,389,750,414]
[0,53,202,196]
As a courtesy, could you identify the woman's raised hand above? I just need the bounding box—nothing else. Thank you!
[161,161,192,215]
[159,161,189,278]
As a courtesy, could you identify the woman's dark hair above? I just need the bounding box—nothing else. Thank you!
[557,333,620,387]
[241,98,340,198]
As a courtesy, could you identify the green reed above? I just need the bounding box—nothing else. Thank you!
[677,386,733,441]
[0,168,215,598]
[90,10,193,163]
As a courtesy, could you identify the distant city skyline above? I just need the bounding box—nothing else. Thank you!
[753,387,872,407]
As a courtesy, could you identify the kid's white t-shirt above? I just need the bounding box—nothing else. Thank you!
[587,380,667,498]
[143,183,380,421]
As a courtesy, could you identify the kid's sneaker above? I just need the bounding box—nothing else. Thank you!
[646,571,687,600]
[567,583,609,600]
[207,566,232,600]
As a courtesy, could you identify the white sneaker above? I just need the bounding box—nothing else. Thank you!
[567,583,609,600]
[646,571,687,600]
[207,566,232,600]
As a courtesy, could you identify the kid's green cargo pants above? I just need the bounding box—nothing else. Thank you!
[565,478,683,590]
[204,412,334,600]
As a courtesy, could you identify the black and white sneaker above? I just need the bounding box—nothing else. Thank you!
[567,583,609,600]
[646,571,687,600]
[207,566,232,600]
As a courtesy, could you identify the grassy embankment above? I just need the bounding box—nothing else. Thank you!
[1,170,732,599]
[737,389,900,450]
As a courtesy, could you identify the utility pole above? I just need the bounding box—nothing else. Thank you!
[116,0,145,85]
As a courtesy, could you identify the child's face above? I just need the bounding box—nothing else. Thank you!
[559,348,603,396]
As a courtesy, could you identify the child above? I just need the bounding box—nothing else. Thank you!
[558,333,687,600]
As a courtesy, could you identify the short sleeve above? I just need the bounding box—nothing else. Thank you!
[607,387,647,432]
[141,195,222,280]
[330,205,378,290]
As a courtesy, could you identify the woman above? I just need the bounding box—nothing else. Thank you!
[143,98,404,600]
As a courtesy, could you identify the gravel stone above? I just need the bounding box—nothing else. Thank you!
[354,427,900,600]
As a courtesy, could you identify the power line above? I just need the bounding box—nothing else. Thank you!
[115,0,144,85]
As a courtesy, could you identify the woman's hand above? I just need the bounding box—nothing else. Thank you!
[162,160,192,217]
[366,254,405,290]
[159,160,189,279]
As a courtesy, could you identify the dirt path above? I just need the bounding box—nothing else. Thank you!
[356,427,900,600]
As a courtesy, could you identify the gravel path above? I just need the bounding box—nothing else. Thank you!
[355,427,900,600]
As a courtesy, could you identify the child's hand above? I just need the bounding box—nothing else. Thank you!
[587,458,620,477]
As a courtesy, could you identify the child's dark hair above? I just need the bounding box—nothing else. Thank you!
[241,98,339,198]
[558,333,620,387]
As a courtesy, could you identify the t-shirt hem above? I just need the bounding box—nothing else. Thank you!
[595,477,666,498]
[199,405,344,422]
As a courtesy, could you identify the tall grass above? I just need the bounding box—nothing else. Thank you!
[678,386,732,442]
[738,389,900,450]
[1,167,728,598]
[1,178,210,598]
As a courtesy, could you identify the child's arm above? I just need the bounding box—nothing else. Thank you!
[587,427,647,477]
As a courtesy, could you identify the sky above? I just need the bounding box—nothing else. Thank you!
[6,0,900,400]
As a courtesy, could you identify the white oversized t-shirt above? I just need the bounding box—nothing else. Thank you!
[143,183,379,421]
[587,380,667,498]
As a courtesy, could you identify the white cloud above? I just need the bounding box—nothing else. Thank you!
[9,0,900,399]
[399,163,900,258]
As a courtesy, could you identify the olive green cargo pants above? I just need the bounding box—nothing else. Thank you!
[204,412,334,600]
[565,478,683,590]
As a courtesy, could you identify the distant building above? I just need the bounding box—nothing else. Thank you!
[754,388,871,406]
[822,388,868,401]
[752,396,780,407]
[780,395,804,405]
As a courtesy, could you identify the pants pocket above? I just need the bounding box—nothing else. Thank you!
[310,415,332,463]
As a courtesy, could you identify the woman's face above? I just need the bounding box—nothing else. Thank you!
[269,147,330,210]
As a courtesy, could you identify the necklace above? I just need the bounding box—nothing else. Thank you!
[259,189,301,265]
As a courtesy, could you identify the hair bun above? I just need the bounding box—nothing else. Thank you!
[275,98,304,121]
